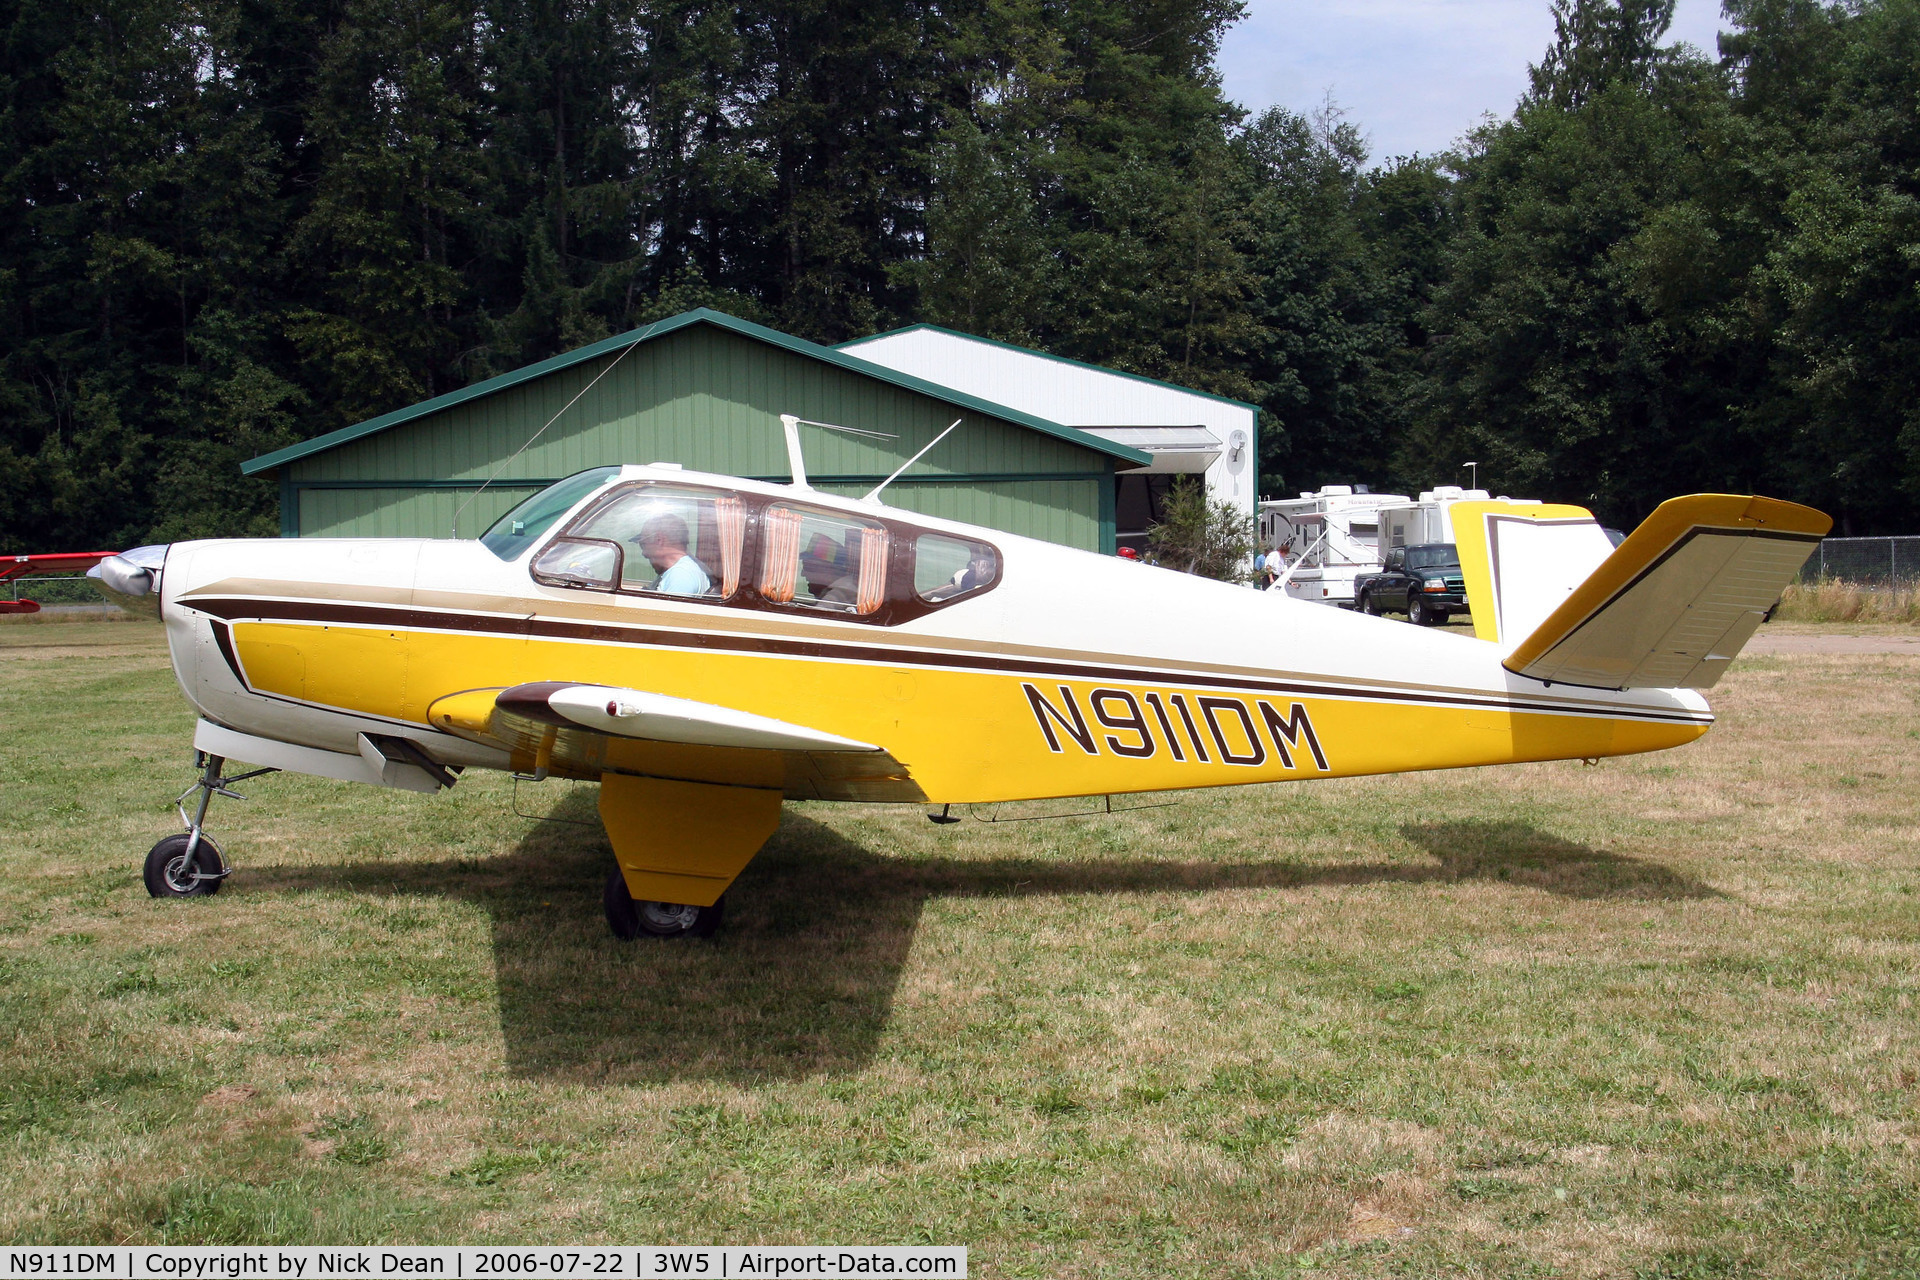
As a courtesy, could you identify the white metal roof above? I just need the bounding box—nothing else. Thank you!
[840,326,1258,508]
[841,326,1256,436]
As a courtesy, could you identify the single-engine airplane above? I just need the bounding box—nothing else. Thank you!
[86,434,1829,937]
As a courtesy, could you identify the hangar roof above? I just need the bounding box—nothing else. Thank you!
[243,308,1152,476]
[837,324,1261,420]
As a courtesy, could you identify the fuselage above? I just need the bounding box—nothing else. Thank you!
[154,465,1711,803]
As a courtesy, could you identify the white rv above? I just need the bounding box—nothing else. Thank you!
[1263,484,1549,610]
[1375,486,1544,552]
[1257,486,1410,607]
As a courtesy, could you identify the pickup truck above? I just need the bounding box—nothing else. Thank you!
[1354,543,1468,626]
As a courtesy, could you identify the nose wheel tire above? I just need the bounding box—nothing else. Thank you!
[603,870,725,939]
[144,833,225,898]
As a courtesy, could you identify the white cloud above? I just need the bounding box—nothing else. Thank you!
[1217,0,1731,161]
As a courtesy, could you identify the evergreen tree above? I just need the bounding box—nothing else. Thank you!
[1407,9,1757,527]
[285,0,487,424]
[1145,475,1257,581]
[1734,0,1920,533]
[4,0,1916,552]
[1238,103,1452,497]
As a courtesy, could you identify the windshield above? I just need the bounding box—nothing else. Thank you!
[479,467,621,560]
[1404,544,1459,571]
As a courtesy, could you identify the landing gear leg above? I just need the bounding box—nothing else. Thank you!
[596,773,782,941]
[145,751,278,899]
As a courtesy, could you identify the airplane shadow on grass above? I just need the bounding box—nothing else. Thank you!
[243,799,1714,1087]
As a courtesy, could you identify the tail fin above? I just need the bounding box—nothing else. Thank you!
[1491,495,1829,690]
[1451,501,1619,649]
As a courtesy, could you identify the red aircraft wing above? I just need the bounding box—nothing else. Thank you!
[1,551,118,613]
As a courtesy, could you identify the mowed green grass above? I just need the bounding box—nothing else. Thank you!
[1,620,1916,1277]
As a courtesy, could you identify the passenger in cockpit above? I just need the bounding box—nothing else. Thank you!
[636,514,712,596]
[801,535,857,604]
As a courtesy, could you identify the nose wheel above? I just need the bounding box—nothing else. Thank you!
[146,752,277,899]
[145,832,226,897]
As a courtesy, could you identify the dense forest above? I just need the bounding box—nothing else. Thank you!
[1,0,1915,550]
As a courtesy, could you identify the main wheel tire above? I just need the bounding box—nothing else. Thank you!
[144,833,224,898]
[1408,596,1436,626]
[603,869,725,940]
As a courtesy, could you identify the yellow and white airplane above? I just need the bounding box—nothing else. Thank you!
[90,448,1829,938]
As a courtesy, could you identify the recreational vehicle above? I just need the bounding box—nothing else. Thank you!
[1257,486,1409,607]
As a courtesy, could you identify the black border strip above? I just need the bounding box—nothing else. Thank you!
[209,619,247,686]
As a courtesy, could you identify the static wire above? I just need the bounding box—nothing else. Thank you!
[450,319,662,538]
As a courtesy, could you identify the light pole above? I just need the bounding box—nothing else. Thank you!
[1462,461,1479,491]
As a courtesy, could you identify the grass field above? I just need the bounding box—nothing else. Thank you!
[1,618,1916,1276]
[1773,580,1920,625]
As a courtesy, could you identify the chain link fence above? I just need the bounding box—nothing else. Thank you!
[1799,536,1920,585]
[3,575,99,606]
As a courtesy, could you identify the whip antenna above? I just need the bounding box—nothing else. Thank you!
[451,320,660,538]
[864,419,961,503]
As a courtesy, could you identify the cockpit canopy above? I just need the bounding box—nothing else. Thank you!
[488,470,1000,626]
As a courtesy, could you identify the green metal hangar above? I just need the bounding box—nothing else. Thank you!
[243,309,1152,552]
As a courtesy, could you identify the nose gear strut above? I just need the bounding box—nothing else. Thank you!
[144,750,278,898]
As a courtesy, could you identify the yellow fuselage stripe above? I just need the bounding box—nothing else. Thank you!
[229,620,1705,803]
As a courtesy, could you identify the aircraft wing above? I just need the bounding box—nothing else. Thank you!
[3,552,118,580]
[427,681,926,802]
[1502,494,1830,690]
[2,551,120,613]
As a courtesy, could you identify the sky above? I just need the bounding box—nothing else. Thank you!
[1215,0,1730,161]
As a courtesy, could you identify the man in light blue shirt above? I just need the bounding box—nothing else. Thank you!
[637,514,712,596]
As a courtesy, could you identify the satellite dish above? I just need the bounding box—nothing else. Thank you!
[1225,429,1249,474]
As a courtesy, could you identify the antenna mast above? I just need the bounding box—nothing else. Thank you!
[778,415,897,492]
[779,414,810,490]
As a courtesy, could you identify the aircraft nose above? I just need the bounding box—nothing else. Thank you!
[89,544,169,616]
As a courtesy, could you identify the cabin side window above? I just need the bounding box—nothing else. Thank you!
[530,483,1002,622]
[530,537,622,591]
[535,484,746,599]
[913,533,999,603]
[758,504,890,615]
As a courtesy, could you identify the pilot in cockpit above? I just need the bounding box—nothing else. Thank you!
[636,513,711,596]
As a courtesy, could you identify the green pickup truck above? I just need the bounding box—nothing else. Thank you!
[1354,543,1468,626]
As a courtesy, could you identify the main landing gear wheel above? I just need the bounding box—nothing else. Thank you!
[1408,596,1438,626]
[603,869,725,940]
[144,832,225,898]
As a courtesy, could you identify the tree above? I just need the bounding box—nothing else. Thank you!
[1145,476,1257,582]
[1238,102,1455,498]
[1531,0,1679,108]
[1731,0,1920,533]
[1406,19,1754,528]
